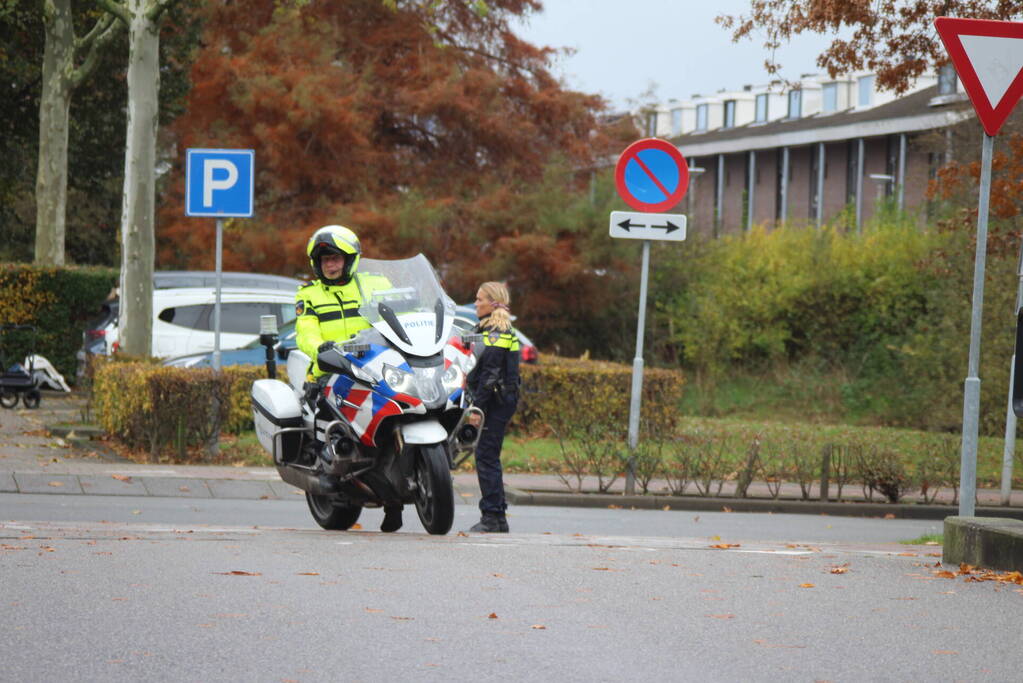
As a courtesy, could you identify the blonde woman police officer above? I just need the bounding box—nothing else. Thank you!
[466,281,520,533]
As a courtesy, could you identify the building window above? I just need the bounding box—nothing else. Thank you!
[858,75,875,106]
[723,100,736,129]
[671,108,682,136]
[938,64,957,95]
[696,104,708,131]
[787,89,802,119]
[822,83,838,113]
[645,111,657,136]
[755,94,768,122]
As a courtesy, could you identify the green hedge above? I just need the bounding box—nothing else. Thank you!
[0,264,117,381]
[92,359,272,459]
[516,354,685,438]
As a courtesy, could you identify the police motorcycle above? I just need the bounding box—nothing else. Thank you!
[251,255,483,535]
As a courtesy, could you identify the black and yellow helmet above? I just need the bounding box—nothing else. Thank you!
[307,224,361,285]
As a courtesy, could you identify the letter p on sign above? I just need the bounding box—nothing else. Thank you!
[185,149,255,218]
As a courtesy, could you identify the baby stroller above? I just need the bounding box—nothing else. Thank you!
[1,324,42,409]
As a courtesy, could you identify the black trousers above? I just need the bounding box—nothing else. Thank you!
[475,398,517,516]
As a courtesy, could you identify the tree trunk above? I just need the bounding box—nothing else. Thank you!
[35,0,74,266]
[117,0,158,357]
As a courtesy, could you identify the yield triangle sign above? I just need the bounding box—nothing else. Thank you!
[935,17,1023,136]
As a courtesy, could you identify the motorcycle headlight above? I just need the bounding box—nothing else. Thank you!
[441,363,463,394]
[382,363,415,395]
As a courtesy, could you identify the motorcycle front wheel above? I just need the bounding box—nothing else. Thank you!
[305,493,362,530]
[413,444,455,535]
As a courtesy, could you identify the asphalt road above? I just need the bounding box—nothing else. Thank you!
[1,492,943,543]
[2,513,1019,682]
[7,493,1019,681]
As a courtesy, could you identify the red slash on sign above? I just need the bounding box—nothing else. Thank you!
[614,138,689,212]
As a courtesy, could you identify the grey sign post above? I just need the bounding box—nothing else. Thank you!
[609,211,687,493]
[959,133,993,517]
[185,149,255,371]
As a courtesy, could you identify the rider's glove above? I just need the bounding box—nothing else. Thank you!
[318,341,338,355]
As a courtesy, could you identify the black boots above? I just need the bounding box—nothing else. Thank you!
[381,506,403,532]
[469,513,509,533]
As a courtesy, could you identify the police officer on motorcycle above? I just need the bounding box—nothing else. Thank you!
[295,224,403,532]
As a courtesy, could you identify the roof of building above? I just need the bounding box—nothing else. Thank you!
[672,85,974,156]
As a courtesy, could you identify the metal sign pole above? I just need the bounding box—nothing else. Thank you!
[213,218,223,372]
[625,239,651,495]
[959,132,994,517]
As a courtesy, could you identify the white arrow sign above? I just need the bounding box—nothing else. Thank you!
[609,211,686,242]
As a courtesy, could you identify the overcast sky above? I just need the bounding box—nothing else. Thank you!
[512,0,845,111]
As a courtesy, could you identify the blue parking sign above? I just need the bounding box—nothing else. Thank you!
[185,149,254,217]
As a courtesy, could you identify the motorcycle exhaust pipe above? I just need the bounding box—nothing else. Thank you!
[276,465,339,497]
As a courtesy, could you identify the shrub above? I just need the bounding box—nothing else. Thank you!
[516,354,684,438]
[0,264,117,380]
[92,359,278,460]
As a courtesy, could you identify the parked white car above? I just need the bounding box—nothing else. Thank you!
[102,287,298,358]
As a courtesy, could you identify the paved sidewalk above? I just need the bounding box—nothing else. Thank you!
[2,390,1023,521]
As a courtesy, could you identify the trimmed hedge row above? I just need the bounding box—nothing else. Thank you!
[516,354,685,438]
[0,263,117,380]
[92,359,272,459]
[91,354,685,460]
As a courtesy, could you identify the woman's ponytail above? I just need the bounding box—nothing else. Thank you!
[479,281,512,332]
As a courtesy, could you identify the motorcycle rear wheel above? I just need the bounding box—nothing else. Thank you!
[305,493,362,530]
[413,444,455,535]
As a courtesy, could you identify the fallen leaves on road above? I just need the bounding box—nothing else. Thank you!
[531,624,546,630]
[296,572,319,576]
[707,614,735,619]
[721,506,733,513]
[829,565,850,575]
[709,543,741,550]
[933,564,1023,585]
[391,616,413,621]
[883,513,896,520]
[111,474,132,483]
[933,650,959,655]
[47,481,64,487]
[212,570,261,576]
[488,613,498,619]
[350,524,362,530]
[798,583,815,588]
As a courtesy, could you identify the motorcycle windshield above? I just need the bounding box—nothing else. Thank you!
[356,254,456,357]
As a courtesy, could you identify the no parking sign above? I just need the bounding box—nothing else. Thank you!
[614,138,689,212]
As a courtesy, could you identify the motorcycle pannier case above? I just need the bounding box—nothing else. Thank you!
[252,379,304,463]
